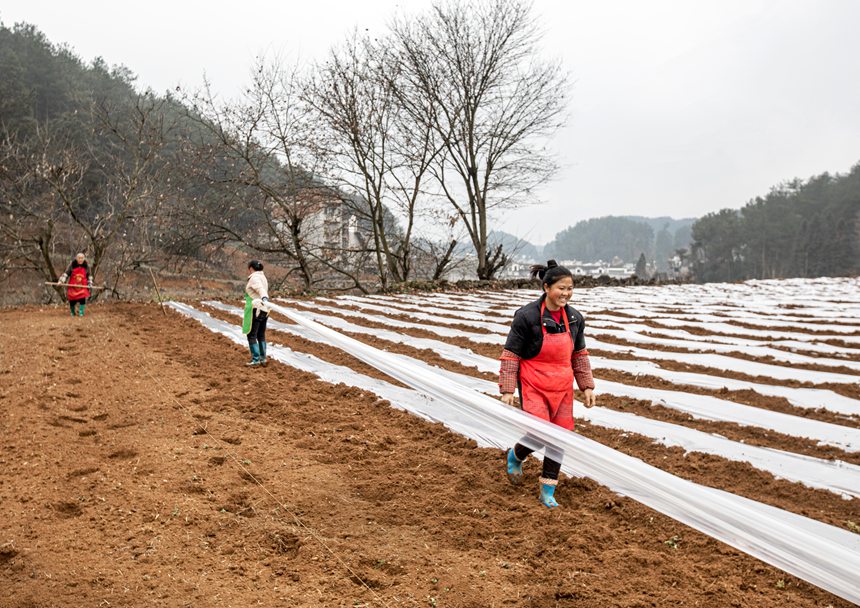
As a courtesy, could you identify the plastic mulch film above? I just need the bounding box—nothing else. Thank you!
[263,302,860,605]
[324,296,860,384]
[211,299,860,449]
[200,300,860,498]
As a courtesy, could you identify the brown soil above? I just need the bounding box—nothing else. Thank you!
[1,303,857,608]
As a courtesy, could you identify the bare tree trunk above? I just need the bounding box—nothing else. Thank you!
[390,0,567,279]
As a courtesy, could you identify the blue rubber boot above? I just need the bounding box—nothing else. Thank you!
[539,482,559,508]
[246,342,261,366]
[259,341,267,367]
[78,304,85,317]
[506,448,523,485]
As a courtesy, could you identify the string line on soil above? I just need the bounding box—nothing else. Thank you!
[95,312,393,608]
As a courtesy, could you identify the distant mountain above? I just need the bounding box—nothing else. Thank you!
[453,230,541,260]
[488,230,541,260]
[543,215,696,269]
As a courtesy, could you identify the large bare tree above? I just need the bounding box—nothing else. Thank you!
[183,57,366,291]
[391,0,568,279]
[307,33,442,288]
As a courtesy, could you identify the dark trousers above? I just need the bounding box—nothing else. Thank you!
[246,310,268,345]
[69,298,86,314]
[513,439,563,481]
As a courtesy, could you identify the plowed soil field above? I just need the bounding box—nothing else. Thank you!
[0,300,857,607]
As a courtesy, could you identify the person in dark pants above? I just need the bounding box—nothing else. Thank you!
[58,252,93,317]
[499,260,596,508]
[243,260,271,367]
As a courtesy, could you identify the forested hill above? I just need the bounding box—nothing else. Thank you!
[0,23,143,133]
[691,166,860,282]
[543,216,695,270]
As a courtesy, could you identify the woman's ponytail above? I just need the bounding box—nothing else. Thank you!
[530,259,571,286]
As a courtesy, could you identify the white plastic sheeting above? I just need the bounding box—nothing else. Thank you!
[365,292,860,350]
[586,337,860,384]
[581,326,860,371]
[276,298,506,345]
[255,301,860,449]
[257,301,860,606]
[361,293,860,357]
[169,300,860,603]
[585,318,860,357]
[581,407,860,500]
[586,312,860,344]
[322,296,511,334]
[595,378,860,451]
[316,296,860,384]
[204,301,860,499]
[589,356,860,417]
[282,300,860,416]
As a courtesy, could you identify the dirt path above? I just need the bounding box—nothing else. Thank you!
[0,303,855,607]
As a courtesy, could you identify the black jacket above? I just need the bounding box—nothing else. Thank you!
[63,260,90,280]
[503,295,587,360]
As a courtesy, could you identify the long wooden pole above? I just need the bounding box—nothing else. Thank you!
[44,282,107,290]
[147,268,167,316]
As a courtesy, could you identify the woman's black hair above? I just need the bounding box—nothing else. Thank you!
[248,260,264,272]
[530,259,573,286]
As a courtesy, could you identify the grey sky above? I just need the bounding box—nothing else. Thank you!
[2,0,859,244]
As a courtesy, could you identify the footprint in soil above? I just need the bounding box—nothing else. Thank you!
[220,492,256,517]
[53,501,83,518]
[108,448,138,460]
[67,467,99,479]
[239,470,263,484]
[267,530,301,557]
[0,546,19,564]
[208,456,226,466]
[79,429,97,437]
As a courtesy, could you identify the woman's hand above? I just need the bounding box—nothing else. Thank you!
[582,389,596,408]
[500,393,518,408]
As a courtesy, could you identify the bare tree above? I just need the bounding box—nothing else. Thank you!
[1,93,171,300]
[36,93,172,298]
[0,127,68,299]
[307,33,441,288]
[182,57,365,291]
[390,0,568,279]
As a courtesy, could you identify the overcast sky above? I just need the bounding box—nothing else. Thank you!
[2,0,859,244]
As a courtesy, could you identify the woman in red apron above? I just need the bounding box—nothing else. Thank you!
[58,252,92,317]
[499,260,596,508]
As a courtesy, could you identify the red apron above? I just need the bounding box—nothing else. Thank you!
[67,266,90,301]
[520,302,575,430]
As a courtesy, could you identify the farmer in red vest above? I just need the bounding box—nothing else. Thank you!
[499,260,596,508]
[58,252,93,317]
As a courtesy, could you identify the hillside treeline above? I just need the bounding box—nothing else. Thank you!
[0,0,570,303]
[690,166,860,282]
[543,216,694,271]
